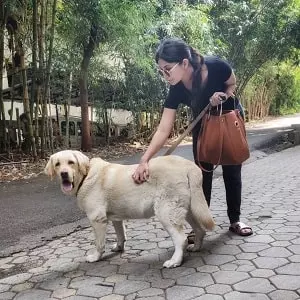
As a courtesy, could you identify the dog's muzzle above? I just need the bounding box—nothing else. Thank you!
[60,172,73,192]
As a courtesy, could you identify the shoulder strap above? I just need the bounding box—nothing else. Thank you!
[164,103,211,156]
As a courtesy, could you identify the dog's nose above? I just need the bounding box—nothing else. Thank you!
[60,171,69,179]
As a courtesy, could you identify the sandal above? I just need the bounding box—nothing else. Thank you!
[187,231,195,244]
[229,222,253,236]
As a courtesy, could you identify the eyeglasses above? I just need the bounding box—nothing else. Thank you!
[158,63,179,77]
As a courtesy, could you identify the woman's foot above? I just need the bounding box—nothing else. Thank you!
[229,222,253,236]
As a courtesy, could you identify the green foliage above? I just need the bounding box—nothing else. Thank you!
[209,0,300,94]
[270,62,300,115]
[4,0,300,146]
[155,3,214,53]
[39,0,300,126]
[56,0,108,50]
[242,62,278,119]
[242,60,300,118]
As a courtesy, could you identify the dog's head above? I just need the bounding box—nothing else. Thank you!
[45,150,89,195]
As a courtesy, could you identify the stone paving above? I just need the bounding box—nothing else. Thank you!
[0,146,300,300]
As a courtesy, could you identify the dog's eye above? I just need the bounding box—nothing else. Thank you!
[55,162,60,167]
[68,160,75,165]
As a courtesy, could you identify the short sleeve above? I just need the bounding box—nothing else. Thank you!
[215,58,232,82]
[164,84,183,110]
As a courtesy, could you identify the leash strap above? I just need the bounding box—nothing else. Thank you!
[163,103,211,156]
[76,175,87,196]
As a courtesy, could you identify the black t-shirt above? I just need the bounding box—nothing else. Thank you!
[164,56,241,156]
[164,56,233,112]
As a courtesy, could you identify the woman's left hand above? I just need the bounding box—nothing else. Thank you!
[209,92,228,106]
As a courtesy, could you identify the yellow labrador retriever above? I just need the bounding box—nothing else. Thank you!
[45,150,214,268]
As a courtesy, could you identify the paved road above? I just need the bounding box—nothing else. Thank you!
[116,113,300,164]
[1,144,300,299]
[0,114,299,256]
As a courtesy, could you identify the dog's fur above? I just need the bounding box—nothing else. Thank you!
[45,150,215,268]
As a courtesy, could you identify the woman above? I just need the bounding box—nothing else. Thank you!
[132,37,252,237]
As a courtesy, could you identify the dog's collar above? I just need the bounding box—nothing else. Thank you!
[76,175,87,196]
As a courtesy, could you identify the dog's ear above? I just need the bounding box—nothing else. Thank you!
[44,155,55,179]
[73,151,90,176]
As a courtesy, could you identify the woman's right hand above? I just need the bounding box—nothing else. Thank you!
[132,160,149,184]
[131,108,176,184]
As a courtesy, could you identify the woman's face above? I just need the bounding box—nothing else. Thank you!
[157,59,187,85]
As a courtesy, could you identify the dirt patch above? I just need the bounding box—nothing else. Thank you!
[0,136,195,183]
[0,142,145,183]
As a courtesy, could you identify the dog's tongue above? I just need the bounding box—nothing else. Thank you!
[63,182,73,192]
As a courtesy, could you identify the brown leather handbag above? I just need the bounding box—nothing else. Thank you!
[197,106,250,166]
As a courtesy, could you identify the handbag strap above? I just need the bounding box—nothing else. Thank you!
[163,103,211,156]
[197,103,224,172]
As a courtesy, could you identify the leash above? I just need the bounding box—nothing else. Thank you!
[76,175,87,196]
[163,103,211,156]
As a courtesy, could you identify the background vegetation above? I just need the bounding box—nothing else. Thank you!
[0,0,299,158]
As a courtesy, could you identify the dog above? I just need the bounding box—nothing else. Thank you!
[45,150,215,268]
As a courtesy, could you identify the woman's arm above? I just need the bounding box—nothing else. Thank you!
[132,108,176,183]
[141,108,176,162]
[224,71,236,98]
[209,70,236,106]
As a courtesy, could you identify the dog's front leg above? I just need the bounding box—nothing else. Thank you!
[87,214,108,263]
[111,221,126,252]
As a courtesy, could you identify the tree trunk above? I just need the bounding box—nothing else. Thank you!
[16,108,22,151]
[0,0,7,152]
[79,24,99,151]
[9,31,15,127]
[31,0,38,120]
[65,72,72,148]
[103,107,109,145]
[79,65,92,151]
[47,87,54,151]
[18,43,37,159]
[39,0,46,154]
[8,43,16,153]
[90,91,94,145]
[41,0,56,157]
[30,0,39,147]
[36,0,44,145]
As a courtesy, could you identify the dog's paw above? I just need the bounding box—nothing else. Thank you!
[163,259,182,268]
[186,244,201,252]
[111,243,124,252]
[86,251,102,263]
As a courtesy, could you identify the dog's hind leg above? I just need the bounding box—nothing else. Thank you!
[111,221,126,252]
[87,214,108,263]
[156,207,188,268]
[161,224,187,268]
[186,213,205,252]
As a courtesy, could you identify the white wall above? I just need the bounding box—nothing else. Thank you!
[3,101,24,120]
[3,101,133,126]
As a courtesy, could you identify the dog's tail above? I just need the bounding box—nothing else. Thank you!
[188,167,215,231]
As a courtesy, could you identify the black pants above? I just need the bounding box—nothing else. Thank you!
[193,134,242,224]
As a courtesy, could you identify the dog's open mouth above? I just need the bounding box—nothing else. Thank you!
[62,179,73,192]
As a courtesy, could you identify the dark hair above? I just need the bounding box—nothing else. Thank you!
[155,38,204,114]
